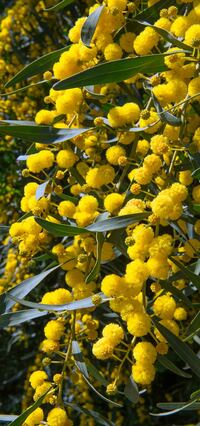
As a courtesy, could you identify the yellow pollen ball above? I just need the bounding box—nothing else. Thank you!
[102,323,124,346]
[104,193,124,213]
[56,150,77,169]
[58,201,76,218]
[47,407,72,426]
[29,370,48,389]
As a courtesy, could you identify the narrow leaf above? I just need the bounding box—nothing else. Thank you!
[72,340,89,378]
[184,311,200,341]
[0,309,47,329]
[0,416,17,423]
[7,388,52,426]
[81,6,104,47]
[0,225,9,233]
[7,292,107,312]
[169,257,200,291]
[157,401,200,411]
[157,354,191,379]
[5,46,70,88]
[193,204,200,214]
[35,217,87,236]
[36,213,149,236]
[152,401,200,416]
[83,375,122,408]
[134,0,174,22]
[86,360,108,387]
[66,403,115,426]
[53,54,168,90]
[152,92,182,126]
[192,167,200,179]
[86,233,104,283]
[0,122,91,144]
[153,318,200,379]
[72,344,121,407]
[0,264,60,314]
[1,80,48,97]
[36,181,50,200]
[160,279,193,309]
[44,0,74,12]
[87,213,150,232]
[124,377,139,404]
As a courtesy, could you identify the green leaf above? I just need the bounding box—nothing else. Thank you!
[157,354,192,379]
[160,279,193,309]
[44,0,74,12]
[1,80,48,97]
[153,401,200,416]
[134,0,175,23]
[85,86,105,99]
[86,233,104,283]
[0,309,48,329]
[7,388,52,426]
[0,264,60,314]
[72,342,122,407]
[193,204,200,214]
[36,180,50,200]
[72,340,89,378]
[81,6,104,47]
[152,92,182,126]
[0,122,91,144]
[153,318,200,379]
[87,213,150,232]
[58,193,78,204]
[7,292,107,312]
[86,360,108,387]
[169,257,200,291]
[0,225,9,234]
[53,54,168,90]
[66,403,115,426]
[36,213,149,236]
[192,167,200,179]
[184,311,200,341]
[83,375,122,408]
[5,46,70,88]
[109,229,128,257]
[124,377,139,404]
[190,389,200,400]
[0,416,17,423]
[35,217,87,236]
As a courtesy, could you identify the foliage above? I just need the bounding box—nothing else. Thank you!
[0,0,200,425]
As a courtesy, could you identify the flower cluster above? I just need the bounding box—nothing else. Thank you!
[1,0,200,423]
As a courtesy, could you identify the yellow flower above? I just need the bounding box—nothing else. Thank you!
[92,337,114,360]
[133,341,157,364]
[29,370,48,389]
[102,323,124,346]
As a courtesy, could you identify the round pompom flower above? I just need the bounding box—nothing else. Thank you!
[102,323,124,346]
[104,193,124,213]
[58,201,76,218]
[92,337,114,360]
[44,320,65,341]
[132,362,156,385]
[127,312,151,336]
[153,295,176,320]
[23,408,44,426]
[133,341,157,364]
[106,145,126,165]
[56,149,77,169]
[29,370,48,389]
[47,407,72,426]
[104,43,123,60]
